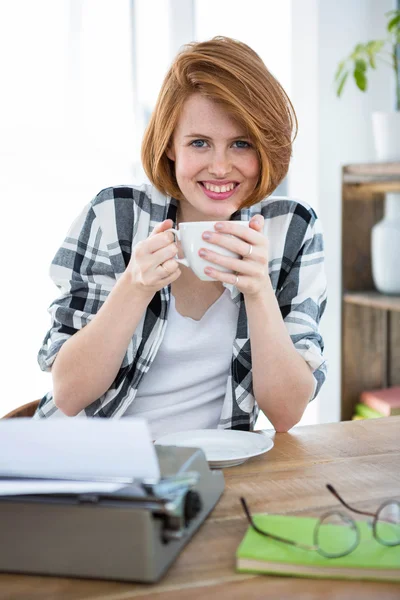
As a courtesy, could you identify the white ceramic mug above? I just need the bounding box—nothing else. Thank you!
[166,221,250,281]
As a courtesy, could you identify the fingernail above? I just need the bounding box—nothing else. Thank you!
[204,267,212,275]
[199,249,207,257]
[203,232,211,240]
[215,223,223,230]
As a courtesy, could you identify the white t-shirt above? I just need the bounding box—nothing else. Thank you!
[123,288,239,439]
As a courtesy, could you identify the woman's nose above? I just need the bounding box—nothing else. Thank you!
[208,151,232,177]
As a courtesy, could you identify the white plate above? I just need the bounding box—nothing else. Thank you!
[154,429,274,468]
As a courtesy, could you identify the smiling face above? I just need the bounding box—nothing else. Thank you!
[166,94,260,222]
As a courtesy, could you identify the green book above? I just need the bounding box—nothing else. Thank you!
[355,403,384,419]
[236,514,400,582]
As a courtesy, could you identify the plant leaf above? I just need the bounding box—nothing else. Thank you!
[335,60,346,81]
[350,43,366,59]
[365,40,385,68]
[387,14,400,33]
[355,58,367,72]
[337,71,349,97]
[366,40,385,53]
[354,65,367,91]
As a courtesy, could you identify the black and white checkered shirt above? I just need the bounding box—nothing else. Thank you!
[35,184,327,429]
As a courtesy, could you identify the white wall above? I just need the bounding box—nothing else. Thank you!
[195,0,291,92]
[289,0,395,423]
[0,1,136,417]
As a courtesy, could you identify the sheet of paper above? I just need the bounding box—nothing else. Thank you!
[0,418,160,486]
[0,479,127,496]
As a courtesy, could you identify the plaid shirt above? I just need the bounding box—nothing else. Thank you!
[35,184,327,429]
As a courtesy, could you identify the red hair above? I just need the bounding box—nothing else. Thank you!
[142,36,297,207]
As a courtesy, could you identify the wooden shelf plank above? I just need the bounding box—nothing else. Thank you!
[344,291,400,312]
[343,163,400,194]
[343,162,400,182]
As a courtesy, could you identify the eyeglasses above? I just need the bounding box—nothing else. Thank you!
[240,484,400,558]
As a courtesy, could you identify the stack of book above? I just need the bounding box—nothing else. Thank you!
[352,386,400,420]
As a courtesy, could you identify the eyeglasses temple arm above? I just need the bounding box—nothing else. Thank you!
[326,484,375,517]
[239,497,317,552]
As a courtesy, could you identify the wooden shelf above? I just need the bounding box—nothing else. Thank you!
[341,162,400,421]
[343,162,400,182]
[344,291,400,312]
[342,163,400,197]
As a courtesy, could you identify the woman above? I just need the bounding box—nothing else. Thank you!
[35,37,327,434]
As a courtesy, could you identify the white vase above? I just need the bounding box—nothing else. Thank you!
[371,193,400,295]
[372,112,400,162]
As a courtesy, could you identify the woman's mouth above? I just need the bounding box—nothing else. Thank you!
[198,181,239,200]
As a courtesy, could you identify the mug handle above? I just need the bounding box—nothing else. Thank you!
[165,228,190,268]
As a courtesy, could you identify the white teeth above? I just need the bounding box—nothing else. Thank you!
[203,182,236,193]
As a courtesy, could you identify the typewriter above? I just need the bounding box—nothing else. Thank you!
[0,445,224,583]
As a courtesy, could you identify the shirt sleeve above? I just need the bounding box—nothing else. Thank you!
[276,210,328,401]
[37,202,115,372]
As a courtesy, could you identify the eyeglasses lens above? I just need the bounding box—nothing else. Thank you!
[315,511,359,558]
[375,501,400,546]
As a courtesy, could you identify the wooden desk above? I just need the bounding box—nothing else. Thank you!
[1,417,399,599]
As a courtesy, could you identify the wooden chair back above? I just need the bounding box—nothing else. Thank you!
[2,400,40,419]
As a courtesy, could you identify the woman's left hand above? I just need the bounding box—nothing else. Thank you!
[200,215,269,297]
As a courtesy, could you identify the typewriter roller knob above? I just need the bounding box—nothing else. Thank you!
[184,490,202,525]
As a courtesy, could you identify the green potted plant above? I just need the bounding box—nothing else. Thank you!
[335,8,400,161]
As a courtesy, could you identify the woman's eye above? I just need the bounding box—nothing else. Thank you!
[233,140,252,149]
[190,139,208,148]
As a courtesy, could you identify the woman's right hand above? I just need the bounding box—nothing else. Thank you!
[125,219,181,294]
